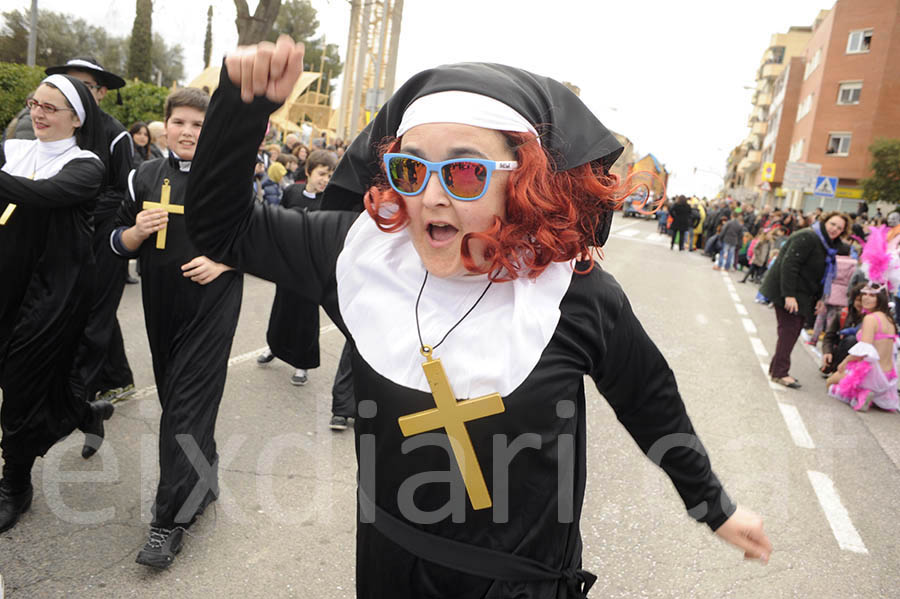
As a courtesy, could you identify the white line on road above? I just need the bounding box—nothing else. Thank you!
[777,403,815,449]
[696,313,708,326]
[749,336,769,357]
[741,318,757,335]
[132,324,339,400]
[617,228,640,237]
[807,470,868,554]
[735,303,748,316]
[729,292,741,303]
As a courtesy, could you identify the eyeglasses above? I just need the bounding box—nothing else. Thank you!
[26,98,74,115]
[383,153,517,201]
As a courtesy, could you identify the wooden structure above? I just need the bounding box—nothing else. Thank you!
[336,0,404,141]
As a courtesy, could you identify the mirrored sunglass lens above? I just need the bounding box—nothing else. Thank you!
[389,157,427,193]
[442,162,487,198]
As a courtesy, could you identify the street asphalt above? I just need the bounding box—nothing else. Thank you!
[1,215,898,597]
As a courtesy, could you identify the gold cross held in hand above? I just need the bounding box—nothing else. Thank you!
[142,179,183,249]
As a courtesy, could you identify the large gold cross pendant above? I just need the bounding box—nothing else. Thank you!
[398,346,505,510]
[142,179,184,249]
[0,204,15,226]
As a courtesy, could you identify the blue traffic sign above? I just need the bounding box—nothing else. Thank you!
[814,176,838,198]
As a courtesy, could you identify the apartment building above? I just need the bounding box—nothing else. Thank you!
[726,26,813,202]
[787,0,900,212]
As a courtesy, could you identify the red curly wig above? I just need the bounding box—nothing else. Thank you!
[364,131,643,281]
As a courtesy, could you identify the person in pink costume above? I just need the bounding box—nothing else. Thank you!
[826,225,900,412]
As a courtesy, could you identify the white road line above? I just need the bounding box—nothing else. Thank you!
[696,313,708,326]
[735,303,748,316]
[617,228,640,237]
[777,403,815,449]
[645,233,658,241]
[749,336,769,357]
[807,470,868,554]
[132,324,339,401]
[741,318,757,334]
[729,292,741,303]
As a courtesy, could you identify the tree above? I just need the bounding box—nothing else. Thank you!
[234,0,281,45]
[0,9,125,72]
[302,37,343,98]
[266,0,318,43]
[0,62,45,133]
[203,6,213,69]
[266,1,343,94]
[126,0,153,81]
[151,33,184,86]
[861,138,900,205]
[99,80,170,127]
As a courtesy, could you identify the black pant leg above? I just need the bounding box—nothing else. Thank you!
[331,341,355,417]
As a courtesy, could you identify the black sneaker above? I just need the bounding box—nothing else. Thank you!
[135,526,184,569]
[257,349,274,365]
[0,481,32,534]
[329,415,348,431]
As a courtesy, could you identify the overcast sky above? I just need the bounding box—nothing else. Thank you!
[24,0,832,197]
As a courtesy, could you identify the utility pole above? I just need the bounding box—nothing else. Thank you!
[27,0,38,66]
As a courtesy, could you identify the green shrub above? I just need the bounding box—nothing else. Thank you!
[0,62,45,132]
[99,80,170,127]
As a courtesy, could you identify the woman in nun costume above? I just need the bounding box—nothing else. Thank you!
[0,75,115,534]
[186,38,773,598]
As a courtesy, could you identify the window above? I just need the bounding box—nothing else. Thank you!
[804,48,821,79]
[796,93,813,121]
[789,138,805,162]
[826,133,851,156]
[847,29,872,53]
[837,82,862,105]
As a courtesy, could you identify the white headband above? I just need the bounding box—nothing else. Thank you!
[397,91,539,143]
[42,74,86,125]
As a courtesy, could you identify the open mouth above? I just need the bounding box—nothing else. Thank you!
[428,222,459,244]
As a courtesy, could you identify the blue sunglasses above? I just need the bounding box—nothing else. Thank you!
[383,153,518,201]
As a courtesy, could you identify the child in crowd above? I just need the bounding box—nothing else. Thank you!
[736,231,753,271]
[741,229,772,284]
[809,247,857,346]
[111,87,241,567]
[820,283,865,376]
[262,161,286,205]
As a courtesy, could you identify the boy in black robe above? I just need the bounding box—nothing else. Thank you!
[44,58,137,437]
[110,87,241,568]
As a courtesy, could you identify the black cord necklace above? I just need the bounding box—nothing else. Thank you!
[415,271,493,359]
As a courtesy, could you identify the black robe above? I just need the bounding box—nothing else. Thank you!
[115,154,242,528]
[0,145,103,460]
[72,110,134,400]
[265,185,322,369]
[186,70,736,598]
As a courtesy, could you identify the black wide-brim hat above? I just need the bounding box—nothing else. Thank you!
[46,57,126,90]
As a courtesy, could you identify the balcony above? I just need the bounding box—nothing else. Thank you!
[755,93,772,107]
[737,150,762,174]
[761,63,784,80]
[752,121,768,136]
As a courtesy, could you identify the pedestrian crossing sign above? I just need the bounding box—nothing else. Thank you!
[814,176,838,197]
[762,162,776,182]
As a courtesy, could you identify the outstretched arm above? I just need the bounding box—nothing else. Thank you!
[186,37,356,309]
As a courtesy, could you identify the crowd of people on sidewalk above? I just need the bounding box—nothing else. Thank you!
[654,190,900,413]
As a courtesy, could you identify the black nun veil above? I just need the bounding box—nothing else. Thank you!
[323,62,624,242]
